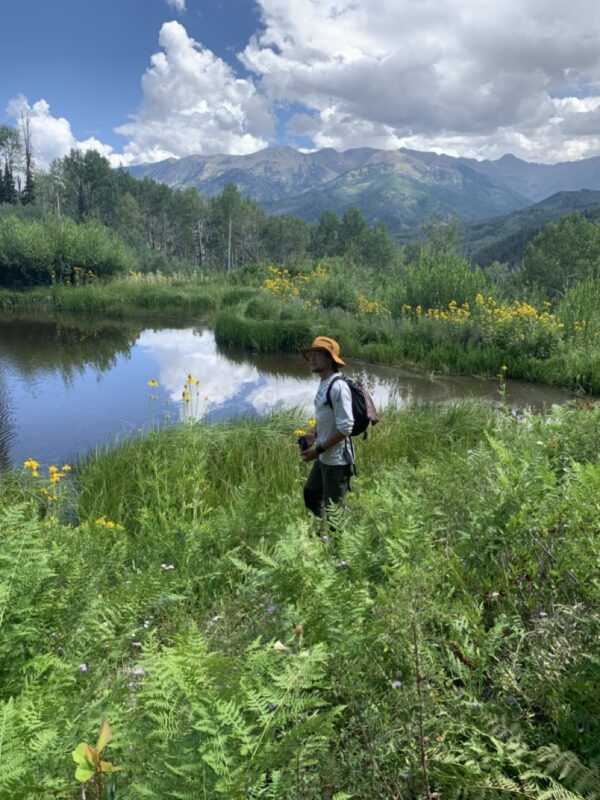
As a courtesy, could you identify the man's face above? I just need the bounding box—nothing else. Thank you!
[307,349,333,375]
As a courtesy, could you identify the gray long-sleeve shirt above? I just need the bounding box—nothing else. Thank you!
[314,374,354,466]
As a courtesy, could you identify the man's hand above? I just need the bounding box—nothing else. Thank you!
[301,447,318,462]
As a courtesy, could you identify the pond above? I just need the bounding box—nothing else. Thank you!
[0,315,577,470]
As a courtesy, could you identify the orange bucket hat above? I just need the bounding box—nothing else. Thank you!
[300,336,346,366]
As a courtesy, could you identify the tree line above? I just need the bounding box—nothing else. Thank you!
[0,120,396,279]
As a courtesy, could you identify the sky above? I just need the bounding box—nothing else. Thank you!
[3,0,600,169]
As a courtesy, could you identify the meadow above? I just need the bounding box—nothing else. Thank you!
[1,399,599,798]
[2,226,600,797]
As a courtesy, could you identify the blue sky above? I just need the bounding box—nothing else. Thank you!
[3,0,600,167]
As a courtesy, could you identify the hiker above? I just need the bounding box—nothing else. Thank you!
[299,336,354,519]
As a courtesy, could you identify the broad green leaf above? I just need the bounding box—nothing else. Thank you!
[72,742,94,767]
[100,760,123,773]
[75,764,95,782]
[96,719,112,752]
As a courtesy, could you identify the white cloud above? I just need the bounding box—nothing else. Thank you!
[8,4,600,168]
[6,94,129,169]
[241,0,600,162]
[116,21,273,162]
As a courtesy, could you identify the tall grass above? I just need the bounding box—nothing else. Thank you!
[0,280,221,317]
[215,310,313,352]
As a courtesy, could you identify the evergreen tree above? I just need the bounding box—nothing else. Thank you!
[3,162,17,204]
[0,125,21,205]
[20,112,35,205]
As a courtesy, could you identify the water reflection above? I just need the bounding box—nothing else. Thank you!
[0,317,578,469]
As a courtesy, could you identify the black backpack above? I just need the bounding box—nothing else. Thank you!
[325,375,380,437]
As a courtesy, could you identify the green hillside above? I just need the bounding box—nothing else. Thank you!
[461,189,600,266]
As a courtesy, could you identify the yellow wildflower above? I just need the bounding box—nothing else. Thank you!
[147,379,158,387]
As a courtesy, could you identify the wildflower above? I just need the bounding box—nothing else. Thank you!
[61,464,71,472]
[182,390,191,403]
[266,702,278,712]
[293,428,306,436]
[307,417,316,429]
[130,667,145,677]
[187,374,199,385]
[266,604,276,615]
[390,679,402,689]
[203,395,209,402]
[273,641,288,652]
[335,560,348,569]
[320,534,330,543]
[78,663,88,673]
[147,379,158,387]
[131,641,142,648]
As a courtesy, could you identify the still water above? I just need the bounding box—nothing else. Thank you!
[0,315,577,469]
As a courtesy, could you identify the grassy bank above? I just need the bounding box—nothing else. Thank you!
[1,402,599,798]
[0,276,235,318]
[3,262,600,391]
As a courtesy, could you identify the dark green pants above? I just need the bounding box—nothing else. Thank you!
[303,460,351,519]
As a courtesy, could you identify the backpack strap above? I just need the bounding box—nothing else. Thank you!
[325,374,343,408]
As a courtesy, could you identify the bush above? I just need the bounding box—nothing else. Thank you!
[0,215,135,287]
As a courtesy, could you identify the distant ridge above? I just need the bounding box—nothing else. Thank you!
[460,189,600,266]
[127,146,600,233]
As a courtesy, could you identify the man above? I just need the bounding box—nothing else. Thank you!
[299,336,354,519]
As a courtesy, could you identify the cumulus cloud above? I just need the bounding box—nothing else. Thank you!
[116,21,274,162]
[241,0,600,162]
[9,3,600,168]
[6,95,128,169]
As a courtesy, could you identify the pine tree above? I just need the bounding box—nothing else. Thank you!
[3,161,17,204]
[20,112,35,205]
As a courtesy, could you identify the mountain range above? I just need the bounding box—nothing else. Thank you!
[127,146,600,234]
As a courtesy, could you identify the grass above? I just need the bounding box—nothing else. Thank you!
[0,279,223,318]
[1,401,599,797]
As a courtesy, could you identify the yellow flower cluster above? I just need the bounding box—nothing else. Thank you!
[23,460,71,502]
[292,417,316,437]
[399,295,571,355]
[49,464,71,485]
[356,292,391,316]
[23,458,40,478]
[263,264,327,299]
[95,516,124,531]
